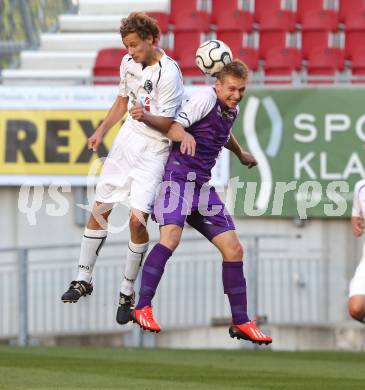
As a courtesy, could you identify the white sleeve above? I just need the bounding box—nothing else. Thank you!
[175,89,216,128]
[156,67,184,118]
[118,54,130,97]
[352,181,365,217]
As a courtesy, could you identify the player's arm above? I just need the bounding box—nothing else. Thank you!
[129,107,175,133]
[167,122,196,156]
[225,133,257,169]
[88,96,128,152]
[352,217,364,237]
[352,183,364,237]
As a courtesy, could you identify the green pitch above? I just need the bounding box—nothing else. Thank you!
[0,346,365,390]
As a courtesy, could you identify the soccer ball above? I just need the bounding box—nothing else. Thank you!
[195,40,233,76]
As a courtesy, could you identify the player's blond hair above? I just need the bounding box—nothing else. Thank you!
[120,12,160,44]
[216,60,249,81]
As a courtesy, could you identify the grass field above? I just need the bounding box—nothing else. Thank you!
[0,347,365,390]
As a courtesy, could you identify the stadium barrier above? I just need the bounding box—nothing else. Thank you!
[0,233,332,347]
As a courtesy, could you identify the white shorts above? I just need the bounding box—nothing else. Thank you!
[349,244,365,297]
[95,123,170,214]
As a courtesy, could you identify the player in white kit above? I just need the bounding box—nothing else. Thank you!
[61,12,193,325]
[348,179,365,323]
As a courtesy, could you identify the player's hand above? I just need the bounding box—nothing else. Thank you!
[180,132,196,156]
[88,129,104,152]
[129,104,145,122]
[352,217,364,237]
[240,151,257,169]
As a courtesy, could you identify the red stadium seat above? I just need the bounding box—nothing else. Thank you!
[93,48,127,85]
[212,0,254,32]
[264,47,302,84]
[173,31,202,63]
[259,31,287,59]
[301,31,330,59]
[178,53,202,77]
[170,0,210,31]
[260,9,296,31]
[258,10,296,59]
[146,12,170,33]
[297,0,325,22]
[216,31,245,55]
[254,0,281,22]
[307,47,345,83]
[339,0,365,23]
[301,9,339,31]
[345,11,365,59]
[352,48,365,83]
[236,47,259,71]
[213,10,253,32]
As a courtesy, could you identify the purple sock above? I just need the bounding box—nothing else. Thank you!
[136,243,172,309]
[222,261,250,325]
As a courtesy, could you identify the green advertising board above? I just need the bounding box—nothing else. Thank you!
[231,88,365,218]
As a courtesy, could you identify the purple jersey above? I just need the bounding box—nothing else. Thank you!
[163,88,238,184]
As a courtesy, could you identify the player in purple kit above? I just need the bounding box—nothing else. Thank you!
[131,61,272,345]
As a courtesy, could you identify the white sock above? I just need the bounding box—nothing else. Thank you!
[76,228,107,283]
[120,241,149,296]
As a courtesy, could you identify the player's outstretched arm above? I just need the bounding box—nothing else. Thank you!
[88,96,128,152]
[225,133,257,169]
[351,216,364,237]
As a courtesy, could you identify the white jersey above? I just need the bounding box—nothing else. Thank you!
[175,87,240,127]
[349,179,365,297]
[118,51,184,141]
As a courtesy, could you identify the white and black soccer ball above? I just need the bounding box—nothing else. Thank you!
[195,40,233,76]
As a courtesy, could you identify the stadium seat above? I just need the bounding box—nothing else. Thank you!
[264,47,302,84]
[301,9,339,31]
[212,0,254,32]
[93,47,127,85]
[236,47,259,71]
[216,32,245,55]
[297,0,327,21]
[170,0,210,31]
[178,52,202,77]
[258,10,296,59]
[259,9,297,31]
[339,0,365,23]
[146,12,170,33]
[345,31,365,59]
[352,48,365,83]
[259,31,287,59]
[173,31,202,63]
[254,0,281,22]
[307,47,345,83]
[345,10,365,59]
[301,31,330,59]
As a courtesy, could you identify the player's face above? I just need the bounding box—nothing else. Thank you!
[215,75,247,108]
[123,32,154,64]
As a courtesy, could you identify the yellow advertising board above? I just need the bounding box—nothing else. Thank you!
[0,110,123,175]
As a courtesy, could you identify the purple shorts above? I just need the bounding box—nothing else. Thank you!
[152,173,235,241]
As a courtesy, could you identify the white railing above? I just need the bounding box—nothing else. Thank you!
[0,234,329,346]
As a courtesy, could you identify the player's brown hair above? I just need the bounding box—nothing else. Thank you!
[216,60,249,81]
[120,12,160,44]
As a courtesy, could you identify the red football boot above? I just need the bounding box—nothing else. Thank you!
[229,320,272,345]
[131,306,161,333]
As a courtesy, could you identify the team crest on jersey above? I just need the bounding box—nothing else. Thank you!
[144,79,153,93]
[217,105,235,120]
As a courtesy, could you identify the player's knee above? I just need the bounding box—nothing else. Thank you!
[160,227,181,251]
[129,214,147,235]
[226,241,244,261]
[348,303,365,321]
